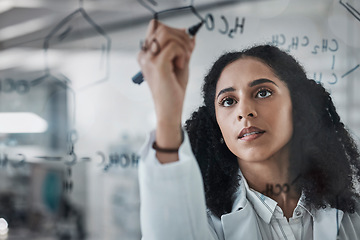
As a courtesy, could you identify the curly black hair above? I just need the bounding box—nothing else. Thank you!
[185,44,360,218]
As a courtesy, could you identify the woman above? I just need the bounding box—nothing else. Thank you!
[137,20,360,240]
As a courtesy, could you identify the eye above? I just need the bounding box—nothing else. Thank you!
[220,97,237,107]
[256,89,272,98]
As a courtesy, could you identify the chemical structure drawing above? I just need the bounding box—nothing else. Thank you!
[0,1,115,190]
[269,34,359,85]
[137,0,246,39]
[43,7,111,92]
[42,5,111,168]
[138,0,202,19]
[138,0,204,30]
[341,64,360,78]
[340,0,360,22]
[34,2,111,168]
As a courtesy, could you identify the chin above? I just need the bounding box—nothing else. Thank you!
[235,150,272,163]
[236,155,268,163]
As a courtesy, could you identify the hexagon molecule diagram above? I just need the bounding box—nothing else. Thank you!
[138,0,194,13]
[340,0,360,22]
[137,0,203,28]
[43,8,111,91]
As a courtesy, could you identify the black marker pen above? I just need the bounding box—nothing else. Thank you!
[132,21,204,85]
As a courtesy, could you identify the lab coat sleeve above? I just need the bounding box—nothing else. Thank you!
[138,129,219,240]
[339,200,360,240]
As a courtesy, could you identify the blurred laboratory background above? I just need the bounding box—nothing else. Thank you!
[0,0,359,239]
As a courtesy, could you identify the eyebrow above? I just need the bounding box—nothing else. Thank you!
[217,87,236,99]
[249,78,278,87]
[216,78,278,99]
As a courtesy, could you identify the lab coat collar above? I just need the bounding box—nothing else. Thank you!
[241,175,277,224]
[220,173,264,240]
[231,171,277,224]
[298,193,316,218]
[221,195,265,240]
[228,170,344,239]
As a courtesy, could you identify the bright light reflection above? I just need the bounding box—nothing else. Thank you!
[0,112,48,133]
[0,218,8,236]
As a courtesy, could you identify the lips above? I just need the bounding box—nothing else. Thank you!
[238,126,265,140]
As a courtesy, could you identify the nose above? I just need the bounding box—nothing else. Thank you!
[237,100,257,120]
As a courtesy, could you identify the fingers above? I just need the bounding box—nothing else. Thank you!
[143,20,195,58]
[138,20,195,130]
[145,19,157,39]
[155,26,194,58]
[137,41,187,79]
[157,41,188,71]
[137,19,196,97]
[138,20,195,73]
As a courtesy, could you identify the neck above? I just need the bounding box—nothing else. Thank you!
[238,146,300,219]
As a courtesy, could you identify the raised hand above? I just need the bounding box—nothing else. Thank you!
[137,20,196,163]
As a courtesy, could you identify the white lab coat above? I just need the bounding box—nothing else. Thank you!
[138,130,360,240]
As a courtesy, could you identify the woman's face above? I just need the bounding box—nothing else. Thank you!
[214,57,293,164]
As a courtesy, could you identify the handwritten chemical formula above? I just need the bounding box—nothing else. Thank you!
[137,0,246,40]
[0,148,139,193]
[0,150,139,170]
[269,34,359,85]
[203,13,245,39]
[271,34,339,54]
